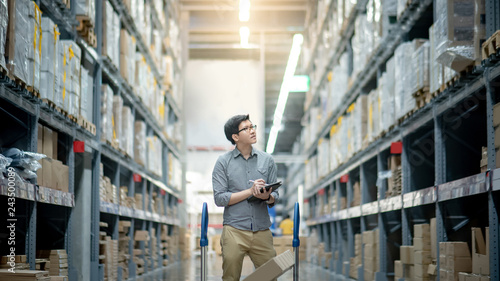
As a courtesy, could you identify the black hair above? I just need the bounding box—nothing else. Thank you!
[224,114,250,145]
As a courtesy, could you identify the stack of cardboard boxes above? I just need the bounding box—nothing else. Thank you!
[350,234,362,279]
[0,269,51,280]
[458,228,490,281]
[387,155,402,198]
[118,221,131,280]
[160,225,170,266]
[363,229,380,281]
[36,249,68,278]
[37,125,69,193]
[395,222,437,281]
[439,242,472,281]
[134,230,149,276]
[0,255,29,270]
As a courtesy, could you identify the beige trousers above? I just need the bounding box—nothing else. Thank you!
[220,225,276,281]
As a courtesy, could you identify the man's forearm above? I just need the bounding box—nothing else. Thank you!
[228,189,253,205]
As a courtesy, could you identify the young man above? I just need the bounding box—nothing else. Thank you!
[212,114,279,281]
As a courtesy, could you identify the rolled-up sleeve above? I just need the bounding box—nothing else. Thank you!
[268,158,279,205]
[212,157,231,207]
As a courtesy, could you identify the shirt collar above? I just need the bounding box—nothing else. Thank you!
[232,147,257,158]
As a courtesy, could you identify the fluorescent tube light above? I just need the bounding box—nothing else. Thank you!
[239,26,250,47]
[239,0,250,21]
[266,34,304,154]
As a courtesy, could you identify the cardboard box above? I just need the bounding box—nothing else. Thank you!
[427,263,437,275]
[242,250,294,281]
[43,127,54,158]
[41,159,53,188]
[394,260,403,279]
[439,255,447,270]
[495,127,500,148]
[400,246,414,264]
[52,130,58,159]
[431,218,437,259]
[415,263,430,278]
[446,242,471,257]
[494,103,500,127]
[447,256,472,272]
[50,277,68,281]
[364,243,376,257]
[414,224,431,238]
[37,124,43,153]
[472,227,489,275]
[414,237,432,251]
[51,160,68,192]
[363,230,376,245]
[415,250,432,265]
[134,230,149,241]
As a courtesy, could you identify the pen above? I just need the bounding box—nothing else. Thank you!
[249,180,266,193]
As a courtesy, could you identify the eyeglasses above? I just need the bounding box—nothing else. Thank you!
[237,124,257,134]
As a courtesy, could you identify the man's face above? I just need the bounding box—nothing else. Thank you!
[233,120,257,145]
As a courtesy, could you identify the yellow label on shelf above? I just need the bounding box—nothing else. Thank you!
[69,46,75,60]
[112,116,116,140]
[54,25,60,43]
[132,36,136,43]
[337,116,343,126]
[327,71,333,82]
[318,138,323,146]
[369,103,373,128]
[330,125,337,136]
[347,103,355,113]
[159,104,165,118]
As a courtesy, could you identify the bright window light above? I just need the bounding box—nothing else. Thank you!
[289,75,310,92]
[239,0,250,22]
[266,34,304,154]
[239,26,250,47]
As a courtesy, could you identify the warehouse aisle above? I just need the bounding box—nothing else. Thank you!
[134,254,348,281]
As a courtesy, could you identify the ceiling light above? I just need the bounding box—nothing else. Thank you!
[239,0,250,21]
[266,34,304,154]
[239,26,250,47]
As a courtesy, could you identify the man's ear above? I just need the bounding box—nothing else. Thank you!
[232,133,239,143]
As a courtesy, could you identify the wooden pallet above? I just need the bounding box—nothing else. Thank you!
[413,87,431,109]
[7,73,28,90]
[68,114,78,123]
[77,115,97,136]
[26,86,41,99]
[398,109,416,125]
[0,64,7,76]
[76,16,97,48]
[482,30,500,60]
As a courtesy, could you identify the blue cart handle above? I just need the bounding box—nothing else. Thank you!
[292,202,300,247]
[200,202,209,247]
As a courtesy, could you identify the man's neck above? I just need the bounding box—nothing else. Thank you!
[236,144,253,159]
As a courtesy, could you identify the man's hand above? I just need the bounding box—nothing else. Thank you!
[251,179,272,200]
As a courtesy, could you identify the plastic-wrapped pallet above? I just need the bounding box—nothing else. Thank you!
[396,0,406,20]
[74,0,96,25]
[367,89,381,145]
[474,0,485,65]
[147,136,162,177]
[352,15,373,80]
[6,0,30,84]
[160,55,174,89]
[350,95,368,155]
[0,0,7,71]
[330,53,348,116]
[429,24,444,94]
[101,85,114,142]
[411,41,430,95]
[120,29,136,85]
[317,138,330,179]
[152,29,162,63]
[121,106,134,158]
[162,96,170,132]
[339,115,348,164]
[40,18,57,101]
[60,40,82,116]
[329,125,339,171]
[394,40,424,120]
[380,56,395,132]
[113,95,123,149]
[434,0,476,72]
[134,121,146,166]
[27,1,41,92]
[79,67,93,120]
[103,1,119,66]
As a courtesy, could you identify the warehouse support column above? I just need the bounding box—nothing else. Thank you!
[71,145,93,281]
[485,69,499,281]
[434,110,447,276]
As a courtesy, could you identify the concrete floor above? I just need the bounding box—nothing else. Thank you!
[132,253,349,281]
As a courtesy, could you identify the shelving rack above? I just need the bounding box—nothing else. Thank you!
[0,0,184,280]
[293,0,500,280]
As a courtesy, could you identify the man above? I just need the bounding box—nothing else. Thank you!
[212,114,279,281]
[279,215,293,236]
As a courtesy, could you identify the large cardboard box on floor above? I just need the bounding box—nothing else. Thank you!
[242,250,295,281]
[472,227,489,275]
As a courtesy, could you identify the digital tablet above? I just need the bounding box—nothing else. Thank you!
[247,181,282,202]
